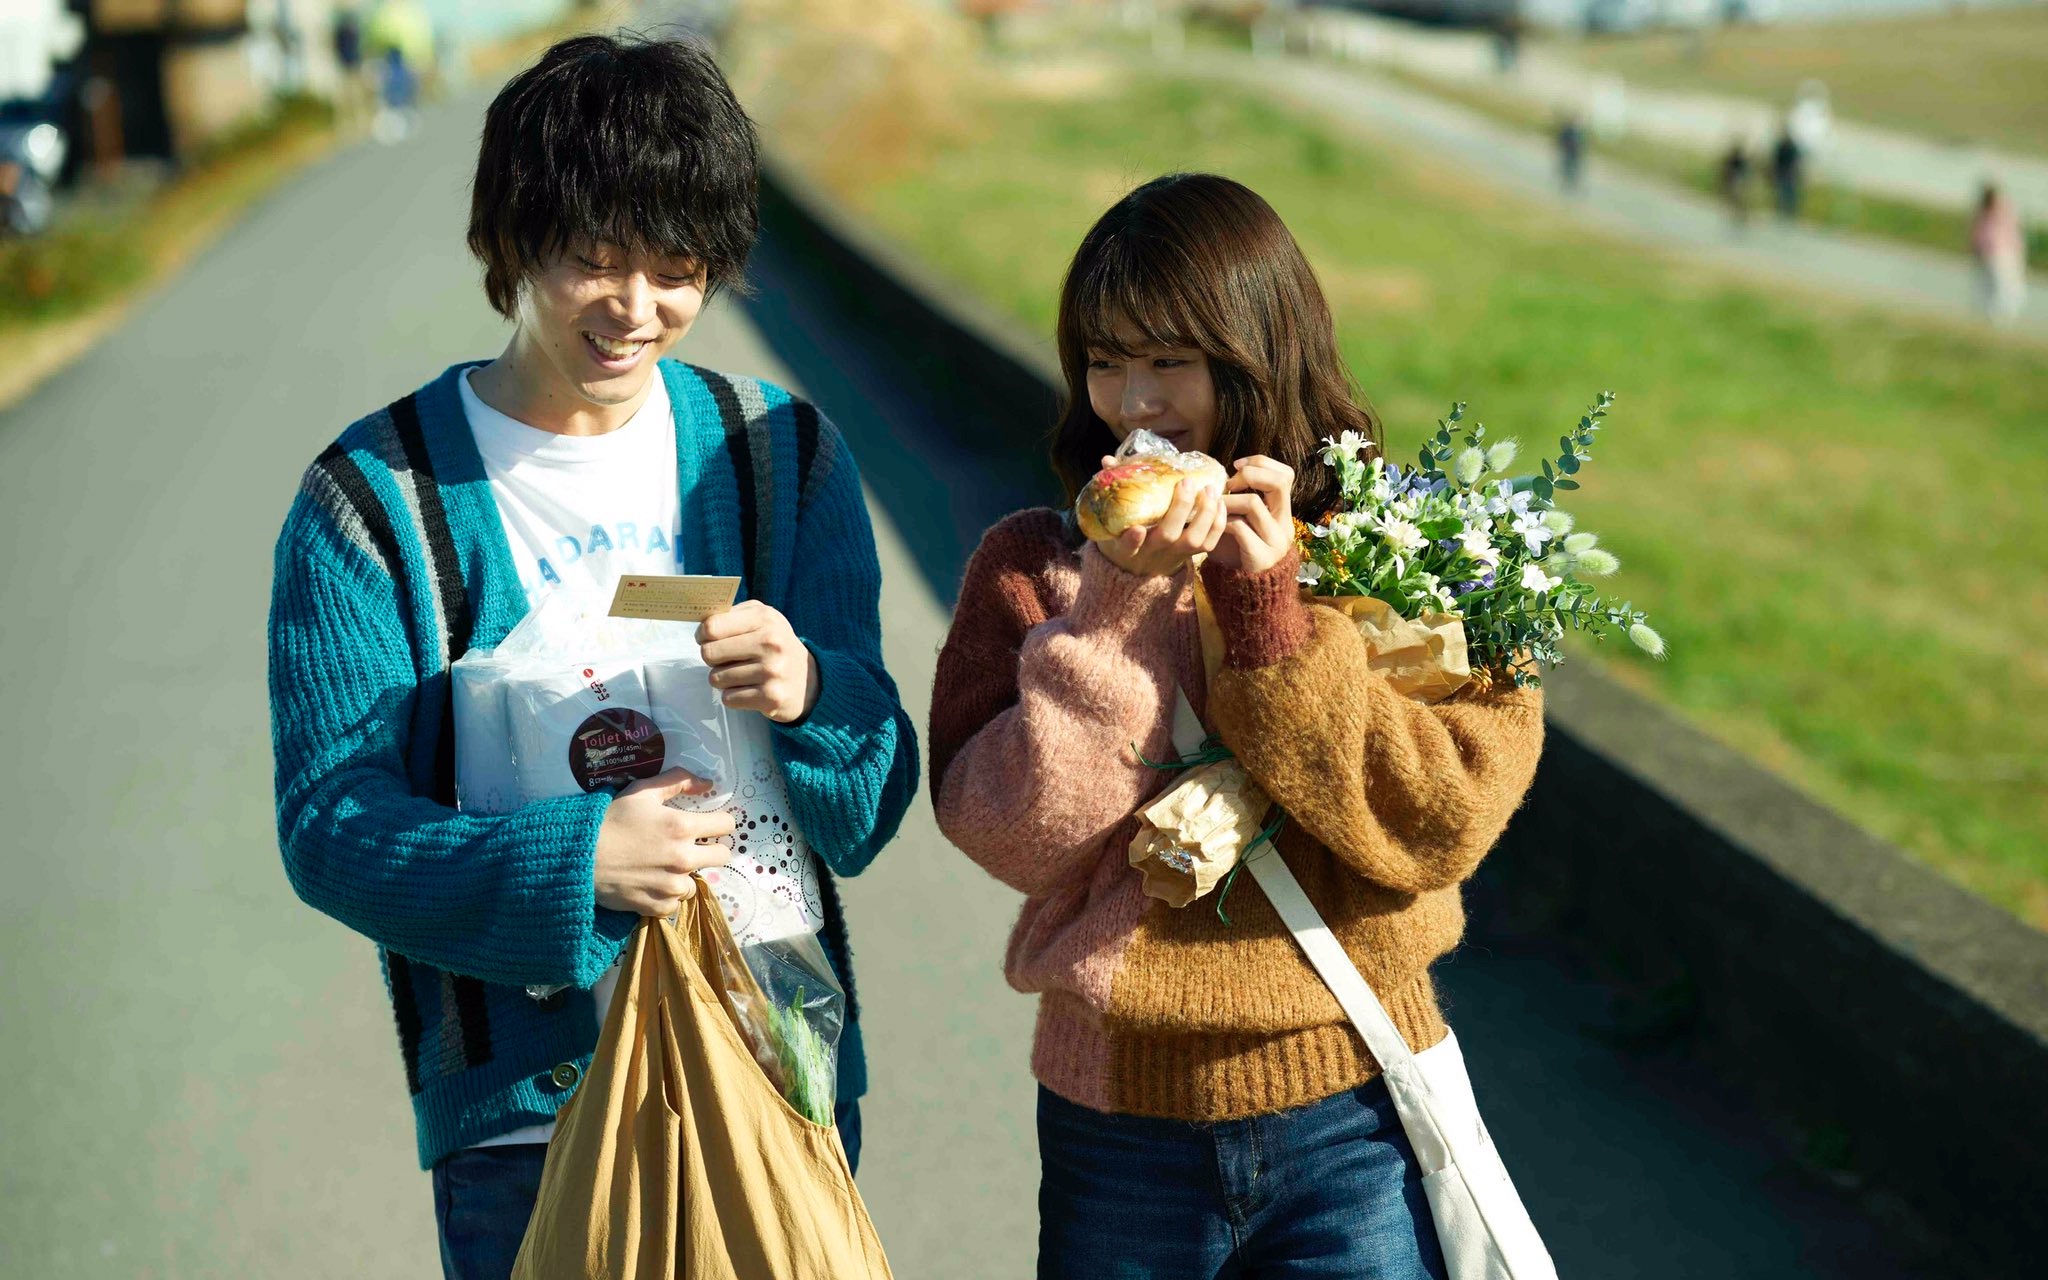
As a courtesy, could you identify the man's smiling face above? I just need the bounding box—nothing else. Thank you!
[515,239,708,410]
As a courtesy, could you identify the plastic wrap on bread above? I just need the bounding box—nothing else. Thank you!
[1075,429,1229,542]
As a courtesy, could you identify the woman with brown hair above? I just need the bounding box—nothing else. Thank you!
[928,173,1546,1275]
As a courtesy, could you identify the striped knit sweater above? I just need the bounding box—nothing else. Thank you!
[267,359,917,1168]
[929,509,1543,1121]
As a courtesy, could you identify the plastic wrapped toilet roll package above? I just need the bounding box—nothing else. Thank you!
[453,589,739,1003]
[452,588,736,821]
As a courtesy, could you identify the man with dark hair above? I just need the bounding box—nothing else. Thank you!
[267,34,917,1277]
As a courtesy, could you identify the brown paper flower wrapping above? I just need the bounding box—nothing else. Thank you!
[1311,594,1473,705]
[1127,758,1274,908]
[1129,583,1474,910]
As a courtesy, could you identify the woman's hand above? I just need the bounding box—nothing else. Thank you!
[1211,455,1296,575]
[1092,464,1225,578]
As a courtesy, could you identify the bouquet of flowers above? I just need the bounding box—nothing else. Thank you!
[1298,392,1664,691]
[1125,393,1664,916]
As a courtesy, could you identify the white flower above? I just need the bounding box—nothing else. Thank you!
[1520,563,1562,593]
[1459,528,1501,568]
[1629,622,1667,659]
[1512,509,1554,554]
[1378,516,1428,553]
[1336,430,1370,458]
[1298,560,1325,586]
[1542,509,1576,536]
[1328,512,1371,543]
[1368,459,1396,503]
[1484,440,1519,472]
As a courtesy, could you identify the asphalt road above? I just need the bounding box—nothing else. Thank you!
[0,74,1937,1280]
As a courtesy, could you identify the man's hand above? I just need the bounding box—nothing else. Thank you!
[696,600,822,724]
[593,769,737,916]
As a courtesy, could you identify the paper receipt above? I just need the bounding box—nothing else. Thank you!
[607,574,742,623]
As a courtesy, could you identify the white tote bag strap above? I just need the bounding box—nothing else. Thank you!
[1244,846,1559,1280]
[1243,853,1417,1074]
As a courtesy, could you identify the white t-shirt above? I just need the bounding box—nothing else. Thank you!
[460,367,678,1148]
[461,367,685,607]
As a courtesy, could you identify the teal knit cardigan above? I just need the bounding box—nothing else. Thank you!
[267,360,917,1168]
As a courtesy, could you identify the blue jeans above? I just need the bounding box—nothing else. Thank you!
[1038,1081,1447,1280]
[433,1100,862,1280]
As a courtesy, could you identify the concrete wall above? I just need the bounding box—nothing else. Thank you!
[756,152,2048,1275]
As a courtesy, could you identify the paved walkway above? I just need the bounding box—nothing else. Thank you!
[1195,48,2048,339]
[1285,7,2048,215]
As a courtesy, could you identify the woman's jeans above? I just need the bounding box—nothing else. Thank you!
[432,1099,862,1280]
[1038,1081,1448,1279]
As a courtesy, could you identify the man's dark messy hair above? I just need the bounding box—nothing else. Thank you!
[467,33,758,316]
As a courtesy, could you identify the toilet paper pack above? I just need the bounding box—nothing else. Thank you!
[451,588,735,816]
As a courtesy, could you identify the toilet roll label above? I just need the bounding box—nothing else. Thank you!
[568,707,666,793]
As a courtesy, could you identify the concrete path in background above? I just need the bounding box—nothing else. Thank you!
[1285,7,2048,215]
[1190,49,2048,341]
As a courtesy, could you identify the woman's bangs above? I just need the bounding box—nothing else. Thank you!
[1071,242,1208,358]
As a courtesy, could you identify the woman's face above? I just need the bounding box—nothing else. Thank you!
[1085,334,1219,458]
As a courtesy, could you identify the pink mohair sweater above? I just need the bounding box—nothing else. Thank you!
[929,508,1545,1121]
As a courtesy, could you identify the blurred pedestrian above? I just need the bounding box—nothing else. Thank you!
[1493,16,1523,75]
[331,4,371,136]
[1770,126,1803,220]
[1971,182,2027,323]
[1556,114,1586,194]
[1719,139,1753,229]
[366,0,433,143]
[266,34,913,1278]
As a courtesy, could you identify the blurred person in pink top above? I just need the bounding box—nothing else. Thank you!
[1971,183,2027,324]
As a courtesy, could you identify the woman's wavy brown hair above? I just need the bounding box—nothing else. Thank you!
[1049,173,1380,522]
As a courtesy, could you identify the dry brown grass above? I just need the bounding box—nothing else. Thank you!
[727,0,986,195]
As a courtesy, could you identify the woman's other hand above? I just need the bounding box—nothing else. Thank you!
[1212,455,1296,575]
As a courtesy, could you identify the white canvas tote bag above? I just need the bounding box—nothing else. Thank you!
[1247,853,1559,1280]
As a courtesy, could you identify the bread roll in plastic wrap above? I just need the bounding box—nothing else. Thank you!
[1074,436,1228,542]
